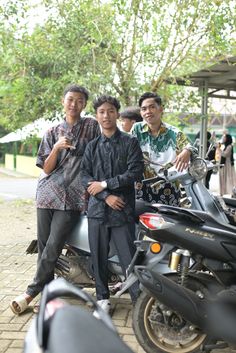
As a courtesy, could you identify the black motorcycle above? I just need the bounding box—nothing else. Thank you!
[23,278,133,353]
[130,203,236,353]
[26,156,235,290]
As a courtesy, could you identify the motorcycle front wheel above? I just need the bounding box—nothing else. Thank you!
[133,276,215,353]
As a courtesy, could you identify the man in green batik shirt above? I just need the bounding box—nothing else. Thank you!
[132,92,197,206]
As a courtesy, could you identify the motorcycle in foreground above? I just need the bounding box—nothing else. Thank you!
[130,205,236,353]
[24,278,133,353]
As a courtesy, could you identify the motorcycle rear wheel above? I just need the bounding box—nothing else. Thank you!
[133,276,215,353]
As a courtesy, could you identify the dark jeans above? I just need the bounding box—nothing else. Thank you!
[88,219,139,303]
[26,208,79,298]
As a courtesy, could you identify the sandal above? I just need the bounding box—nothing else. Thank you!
[10,294,29,315]
[33,304,40,314]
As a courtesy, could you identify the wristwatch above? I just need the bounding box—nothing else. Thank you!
[101,181,107,189]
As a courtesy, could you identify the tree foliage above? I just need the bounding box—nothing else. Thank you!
[0,0,235,131]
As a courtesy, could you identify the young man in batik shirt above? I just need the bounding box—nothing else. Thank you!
[10,84,100,314]
[132,92,197,206]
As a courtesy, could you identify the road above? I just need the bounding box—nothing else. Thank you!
[0,170,220,201]
[0,173,37,200]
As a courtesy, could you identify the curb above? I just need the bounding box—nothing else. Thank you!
[0,167,33,178]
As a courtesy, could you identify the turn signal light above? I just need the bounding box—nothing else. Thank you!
[150,242,162,254]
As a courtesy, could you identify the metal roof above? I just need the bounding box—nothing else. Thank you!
[168,56,236,98]
[166,56,236,158]
[0,117,63,143]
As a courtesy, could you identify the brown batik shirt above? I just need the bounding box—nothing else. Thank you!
[36,117,101,211]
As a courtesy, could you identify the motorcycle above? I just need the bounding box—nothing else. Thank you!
[130,204,236,353]
[55,156,235,285]
[115,156,236,294]
[23,277,133,353]
[26,195,160,287]
[146,155,235,225]
[26,156,235,290]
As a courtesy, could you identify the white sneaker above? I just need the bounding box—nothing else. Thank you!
[97,299,111,314]
[93,299,111,318]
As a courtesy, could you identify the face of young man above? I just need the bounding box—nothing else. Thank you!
[96,102,119,134]
[120,118,135,133]
[62,91,87,120]
[140,97,163,127]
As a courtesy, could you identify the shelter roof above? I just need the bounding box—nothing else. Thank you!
[167,56,236,96]
[0,116,63,143]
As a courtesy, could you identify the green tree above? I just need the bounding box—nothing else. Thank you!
[0,0,235,131]
[0,0,116,130]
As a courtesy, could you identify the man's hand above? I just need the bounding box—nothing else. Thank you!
[105,195,125,210]
[174,149,191,172]
[87,181,105,196]
[54,136,75,151]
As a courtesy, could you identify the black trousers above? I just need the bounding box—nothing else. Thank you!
[88,219,139,302]
[26,208,79,298]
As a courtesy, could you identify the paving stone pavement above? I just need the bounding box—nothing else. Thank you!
[1,244,236,353]
[0,242,146,353]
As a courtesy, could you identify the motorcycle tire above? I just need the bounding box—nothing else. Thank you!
[132,275,215,353]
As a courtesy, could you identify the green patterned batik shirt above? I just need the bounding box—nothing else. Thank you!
[132,121,195,205]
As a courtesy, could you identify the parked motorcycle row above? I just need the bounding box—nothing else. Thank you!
[25,155,236,353]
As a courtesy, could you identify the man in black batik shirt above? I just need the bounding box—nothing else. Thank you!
[80,95,144,314]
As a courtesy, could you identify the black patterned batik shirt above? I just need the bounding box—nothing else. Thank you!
[80,129,144,226]
[36,117,101,211]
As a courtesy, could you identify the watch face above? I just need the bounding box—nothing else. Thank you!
[101,181,107,188]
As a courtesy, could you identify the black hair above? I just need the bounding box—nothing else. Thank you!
[63,84,89,102]
[221,134,234,166]
[138,92,162,107]
[120,107,142,122]
[223,134,233,147]
[93,95,121,112]
[195,131,211,141]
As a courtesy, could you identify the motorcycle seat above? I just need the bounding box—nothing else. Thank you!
[150,203,236,232]
[47,305,133,353]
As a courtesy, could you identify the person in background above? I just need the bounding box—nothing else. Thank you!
[120,106,142,133]
[10,83,100,315]
[195,131,216,189]
[132,92,197,206]
[216,133,236,196]
[80,95,144,314]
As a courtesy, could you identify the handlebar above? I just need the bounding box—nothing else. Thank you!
[141,157,216,185]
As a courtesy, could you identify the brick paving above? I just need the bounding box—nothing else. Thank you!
[0,169,234,353]
[1,244,236,353]
[0,243,145,353]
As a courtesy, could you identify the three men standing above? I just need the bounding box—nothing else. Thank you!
[10,88,194,316]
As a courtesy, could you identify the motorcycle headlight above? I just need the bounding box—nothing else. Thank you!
[188,158,207,180]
